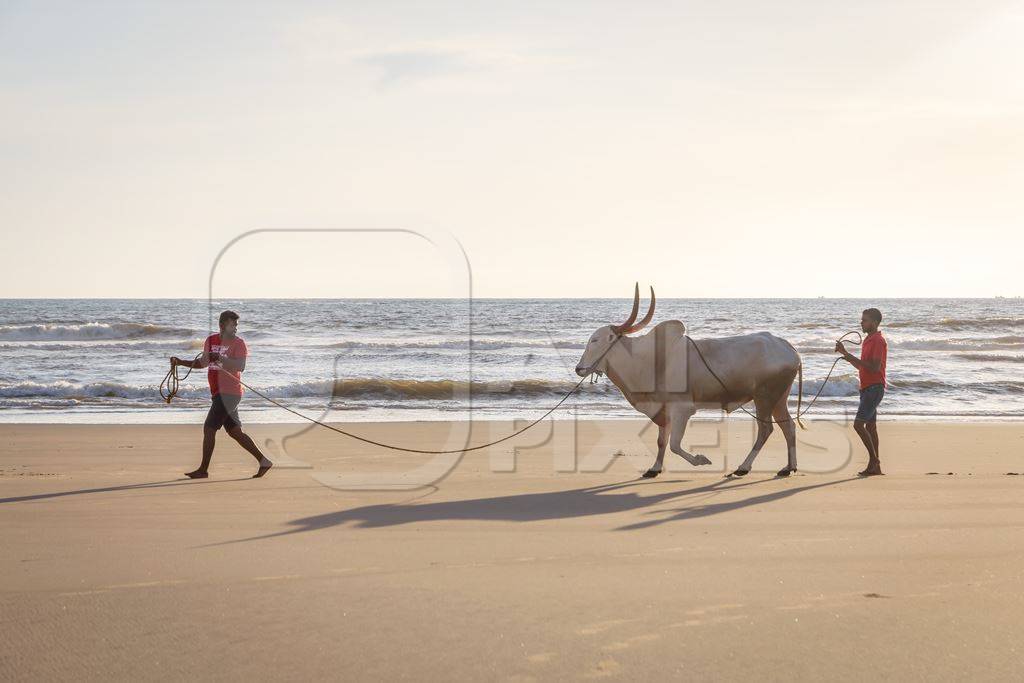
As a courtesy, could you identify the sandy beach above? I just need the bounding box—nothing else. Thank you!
[7,0,1023,678]
[2,419,1023,680]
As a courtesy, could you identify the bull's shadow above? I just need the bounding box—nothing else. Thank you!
[617,476,860,530]
[213,475,857,546]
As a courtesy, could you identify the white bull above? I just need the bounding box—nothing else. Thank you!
[574,285,803,478]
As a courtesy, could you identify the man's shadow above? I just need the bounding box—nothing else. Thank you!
[209,474,858,546]
[0,477,251,505]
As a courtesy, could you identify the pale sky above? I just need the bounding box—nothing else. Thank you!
[2,1,1023,298]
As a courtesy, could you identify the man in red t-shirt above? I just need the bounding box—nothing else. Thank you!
[835,307,887,476]
[171,310,272,479]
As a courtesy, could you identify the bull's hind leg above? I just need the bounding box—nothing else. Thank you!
[643,408,668,478]
[773,391,798,477]
[730,397,774,477]
[667,403,711,467]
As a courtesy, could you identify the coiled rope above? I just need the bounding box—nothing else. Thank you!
[159,355,195,404]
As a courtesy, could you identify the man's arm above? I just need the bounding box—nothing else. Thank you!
[218,339,247,373]
[172,347,211,369]
[835,342,881,373]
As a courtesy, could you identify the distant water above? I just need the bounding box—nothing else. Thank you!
[1,298,1023,423]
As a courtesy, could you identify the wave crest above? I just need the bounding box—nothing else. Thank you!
[328,339,584,351]
[0,322,196,342]
[0,376,610,403]
[327,378,601,399]
[887,317,1024,331]
[953,353,1024,364]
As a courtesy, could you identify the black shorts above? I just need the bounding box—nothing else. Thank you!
[855,383,884,423]
[205,394,241,431]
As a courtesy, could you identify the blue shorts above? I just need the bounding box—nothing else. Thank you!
[204,394,241,431]
[855,383,884,422]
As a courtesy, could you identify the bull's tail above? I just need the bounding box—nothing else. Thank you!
[796,362,806,430]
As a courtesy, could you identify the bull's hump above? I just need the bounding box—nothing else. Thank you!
[653,320,686,336]
[700,332,799,364]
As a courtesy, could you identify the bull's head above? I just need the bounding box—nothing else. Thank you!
[575,283,655,377]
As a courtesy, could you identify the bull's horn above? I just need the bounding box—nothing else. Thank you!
[611,283,640,334]
[624,286,655,334]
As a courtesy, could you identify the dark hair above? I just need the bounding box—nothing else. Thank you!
[863,308,882,324]
[219,310,239,327]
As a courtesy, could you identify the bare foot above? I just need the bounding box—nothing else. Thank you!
[185,469,208,479]
[857,467,884,477]
[253,459,273,479]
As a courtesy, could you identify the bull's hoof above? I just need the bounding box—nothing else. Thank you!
[776,467,796,478]
[730,468,750,477]
[694,454,712,466]
[642,468,662,478]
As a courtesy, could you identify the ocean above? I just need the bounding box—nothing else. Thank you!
[1,298,1022,423]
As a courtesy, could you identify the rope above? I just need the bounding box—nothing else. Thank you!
[233,374,589,454]
[687,331,862,428]
[159,336,624,454]
[159,356,196,404]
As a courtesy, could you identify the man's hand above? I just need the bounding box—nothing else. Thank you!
[835,341,847,356]
[170,356,179,367]
[208,351,221,363]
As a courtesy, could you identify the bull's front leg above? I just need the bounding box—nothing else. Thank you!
[668,403,712,466]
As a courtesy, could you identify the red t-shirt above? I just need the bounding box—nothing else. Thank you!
[204,333,248,396]
[859,332,887,390]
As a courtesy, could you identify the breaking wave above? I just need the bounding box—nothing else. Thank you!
[0,380,198,401]
[894,336,1024,350]
[796,317,1024,332]
[886,317,1024,331]
[326,378,607,400]
[0,338,206,352]
[952,353,1024,364]
[790,376,1024,398]
[0,322,196,342]
[794,374,860,397]
[328,339,585,351]
[0,377,614,404]
[794,336,1024,353]
[7,373,1024,408]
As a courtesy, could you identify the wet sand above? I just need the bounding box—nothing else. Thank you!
[2,420,1024,680]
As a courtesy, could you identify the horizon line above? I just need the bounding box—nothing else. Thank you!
[0,295,1021,301]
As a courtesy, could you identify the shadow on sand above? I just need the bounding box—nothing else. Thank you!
[0,477,252,504]
[208,474,861,546]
